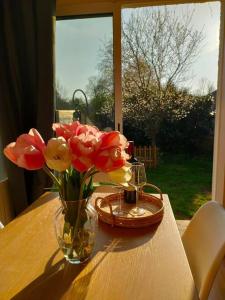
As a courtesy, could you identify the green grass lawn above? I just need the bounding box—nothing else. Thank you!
[145,154,212,219]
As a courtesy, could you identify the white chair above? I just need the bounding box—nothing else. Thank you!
[182,201,225,300]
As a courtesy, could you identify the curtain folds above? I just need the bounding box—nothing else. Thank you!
[0,0,56,215]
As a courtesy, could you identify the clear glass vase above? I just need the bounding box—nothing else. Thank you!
[54,198,97,264]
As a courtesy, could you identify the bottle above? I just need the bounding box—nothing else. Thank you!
[124,141,138,204]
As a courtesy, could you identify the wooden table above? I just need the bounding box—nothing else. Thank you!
[0,192,198,300]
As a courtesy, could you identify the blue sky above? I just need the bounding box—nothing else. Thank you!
[56,16,113,99]
[56,1,220,99]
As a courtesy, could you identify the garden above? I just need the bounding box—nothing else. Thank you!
[146,154,212,219]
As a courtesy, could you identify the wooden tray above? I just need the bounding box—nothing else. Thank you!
[95,184,164,228]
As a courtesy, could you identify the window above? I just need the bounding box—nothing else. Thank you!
[56,15,114,131]
[56,0,225,206]
[120,3,220,218]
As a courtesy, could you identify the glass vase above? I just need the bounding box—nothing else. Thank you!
[54,198,97,264]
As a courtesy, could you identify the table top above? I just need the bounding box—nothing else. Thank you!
[0,191,198,300]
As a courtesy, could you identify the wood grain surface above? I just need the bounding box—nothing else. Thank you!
[0,192,198,300]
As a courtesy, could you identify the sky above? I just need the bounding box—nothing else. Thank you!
[56,1,220,99]
[56,16,113,99]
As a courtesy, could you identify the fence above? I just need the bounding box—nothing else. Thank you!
[134,145,158,168]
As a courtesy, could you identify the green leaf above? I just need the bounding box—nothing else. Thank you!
[93,181,117,187]
[82,176,94,199]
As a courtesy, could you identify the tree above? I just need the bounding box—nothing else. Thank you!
[55,80,71,110]
[123,8,204,145]
[123,8,203,89]
[86,76,114,128]
[86,40,114,129]
[88,7,204,145]
[158,90,215,153]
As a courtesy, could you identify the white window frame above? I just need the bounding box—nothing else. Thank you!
[56,0,225,206]
[212,0,225,206]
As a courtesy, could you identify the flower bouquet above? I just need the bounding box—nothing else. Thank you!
[4,121,131,263]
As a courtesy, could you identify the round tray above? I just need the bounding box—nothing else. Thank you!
[95,184,164,228]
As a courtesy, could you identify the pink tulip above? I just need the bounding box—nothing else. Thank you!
[53,121,81,140]
[94,147,128,172]
[94,132,129,172]
[4,129,45,170]
[98,131,128,150]
[76,124,99,136]
[53,121,99,140]
[69,133,99,172]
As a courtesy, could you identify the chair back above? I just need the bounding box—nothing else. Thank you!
[182,201,225,300]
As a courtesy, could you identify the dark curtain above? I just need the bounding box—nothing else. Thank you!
[0,0,55,215]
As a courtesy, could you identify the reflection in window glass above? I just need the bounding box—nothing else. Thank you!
[56,16,114,131]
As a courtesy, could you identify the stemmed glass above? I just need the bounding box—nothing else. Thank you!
[129,162,147,216]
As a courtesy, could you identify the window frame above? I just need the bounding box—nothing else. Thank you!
[212,0,225,206]
[56,0,225,206]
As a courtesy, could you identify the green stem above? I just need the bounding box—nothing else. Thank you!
[79,167,98,200]
[43,165,61,188]
[67,199,87,260]
[43,166,67,211]
[62,171,67,201]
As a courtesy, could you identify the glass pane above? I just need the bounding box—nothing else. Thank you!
[122,2,220,218]
[56,15,114,130]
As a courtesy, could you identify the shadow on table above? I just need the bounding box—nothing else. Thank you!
[11,247,109,300]
[94,220,160,253]
[12,208,160,300]
[11,222,159,300]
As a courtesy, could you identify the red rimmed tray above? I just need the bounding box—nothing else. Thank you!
[95,184,164,228]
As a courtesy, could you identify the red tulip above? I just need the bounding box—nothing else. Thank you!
[52,121,81,140]
[53,121,99,141]
[94,132,129,172]
[4,129,45,170]
[69,133,99,172]
[98,131,128,150]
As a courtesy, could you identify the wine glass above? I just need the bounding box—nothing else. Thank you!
[129,162,147,216]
